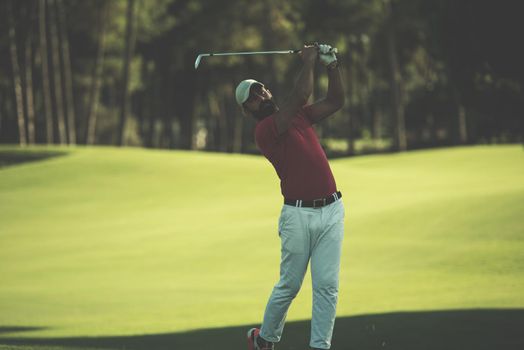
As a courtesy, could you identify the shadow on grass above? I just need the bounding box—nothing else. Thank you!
[0,327,49,335]
[1,309,524,350]
[0,150,67,169]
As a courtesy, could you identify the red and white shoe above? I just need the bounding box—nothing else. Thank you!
[247,328,273,350]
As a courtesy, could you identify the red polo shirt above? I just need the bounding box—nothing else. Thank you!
[255,106,337,200]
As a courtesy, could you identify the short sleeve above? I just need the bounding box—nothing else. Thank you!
[255,116,279,157]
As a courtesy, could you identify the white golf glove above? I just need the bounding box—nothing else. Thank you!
[318,44,338,66]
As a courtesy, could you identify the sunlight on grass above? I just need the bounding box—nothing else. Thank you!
[0,145,523,338]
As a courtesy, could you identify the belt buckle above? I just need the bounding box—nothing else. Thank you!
[312,198,326,208]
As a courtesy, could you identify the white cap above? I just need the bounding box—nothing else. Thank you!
[235,79,263,106]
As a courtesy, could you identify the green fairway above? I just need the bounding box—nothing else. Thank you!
[1,145,523,349]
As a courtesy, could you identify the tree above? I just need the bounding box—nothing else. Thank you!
[2,0,522,150]
[56,0,76,144]
[116,0,137,146]
[86,2,108,145]
[48,0,67,144]
[23,1,37,144]
[39,0,54,144]
[6,0,27,146]
[384,0,407,151]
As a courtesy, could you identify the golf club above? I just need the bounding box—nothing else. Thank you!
[194,50,300,69]
[194,46,339,69]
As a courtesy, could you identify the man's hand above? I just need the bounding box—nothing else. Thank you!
[299,44,318,64]
[318,44,338,67]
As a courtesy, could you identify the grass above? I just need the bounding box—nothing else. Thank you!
[0,145,523,349]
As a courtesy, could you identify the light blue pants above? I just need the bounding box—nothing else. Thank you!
[260,199,345,349]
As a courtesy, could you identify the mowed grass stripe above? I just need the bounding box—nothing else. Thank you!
[0,145,523,338]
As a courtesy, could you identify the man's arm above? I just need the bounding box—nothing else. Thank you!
[273,45,318,134]
[305,44,345,124]
[305,62,345,124]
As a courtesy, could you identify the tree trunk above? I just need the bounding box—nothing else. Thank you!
[136,89,147,147]
[232,109,243,153]
[39,0,54,144]
[218,92,228,152]
[458,104,467,144]
[56,0,76,144]
[117,0,137,146]
[0,90,3,133]
[24,3,37,144]
[0,90,3,134]
[136,60,148,146]
[427,113,437,145]
[7,0,27,146]
[226,81,242,153]
[454,89,468,144]
[48,0,67,144]
[145,75,159,148]
[387,39,407,151]
[345,50,355,156]
[176,56,197,150]
[384,0,407,152]
[358,60,370,142]
[107,78,118,144]
[373,108,382,140]
[207,87,227,152]
[207,90,219,151]
[161,74,174,149]
[86,4,108,145]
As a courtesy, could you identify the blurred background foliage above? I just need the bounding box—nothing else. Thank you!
[1,0,522,155]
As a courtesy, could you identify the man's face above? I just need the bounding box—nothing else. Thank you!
[243,84,278,120]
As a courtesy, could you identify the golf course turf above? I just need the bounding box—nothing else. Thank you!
[1,145,523,349]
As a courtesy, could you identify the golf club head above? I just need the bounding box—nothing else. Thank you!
[194,54,204,69]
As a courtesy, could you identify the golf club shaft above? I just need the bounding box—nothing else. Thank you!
[195,49,300,69]
[203,50,299,57]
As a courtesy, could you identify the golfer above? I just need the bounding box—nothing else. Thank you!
[236,43,345,350]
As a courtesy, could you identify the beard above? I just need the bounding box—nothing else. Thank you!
[253,99,278,121]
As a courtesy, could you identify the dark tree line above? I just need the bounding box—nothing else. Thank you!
[1,0,522,155]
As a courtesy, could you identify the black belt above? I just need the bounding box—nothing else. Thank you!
[284,191,342,208]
